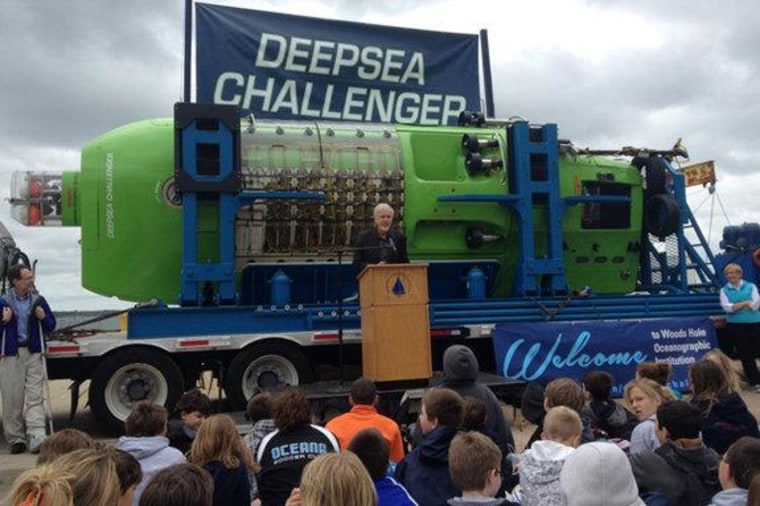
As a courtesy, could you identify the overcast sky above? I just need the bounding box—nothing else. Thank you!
[1,0,758,310]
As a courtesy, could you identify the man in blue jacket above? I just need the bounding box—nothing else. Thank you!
[0,264,56,454]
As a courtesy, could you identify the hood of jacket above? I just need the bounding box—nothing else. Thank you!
[117,435,173,460]
[442,345,478,384]
[709,488,748,506]
[521,440,575,485]
[560,442,645,506]
[655,440,720,490]
[419,426,459,467]
[587,401,630,428]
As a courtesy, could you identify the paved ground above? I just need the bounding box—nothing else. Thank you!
[1,370,759,500]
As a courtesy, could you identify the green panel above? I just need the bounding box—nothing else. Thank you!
[397,125,517,296]
[558,155,643,294]
[79,119,182,303]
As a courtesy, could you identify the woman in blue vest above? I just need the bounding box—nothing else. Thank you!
[719,263,760,393]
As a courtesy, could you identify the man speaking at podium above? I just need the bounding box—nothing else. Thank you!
[352,203,409,276]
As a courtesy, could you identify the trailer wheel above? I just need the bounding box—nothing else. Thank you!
[225,342,314,409]
[645,194,681,239]
[89,348,184,434]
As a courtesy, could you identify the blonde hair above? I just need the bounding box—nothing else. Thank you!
[543,406,583,442]
[624,378,674,409]
[703,348,745,393]
[299,452,377,506]
[4,465,73,506]
[190,414,257,471]
[50,448,121,506]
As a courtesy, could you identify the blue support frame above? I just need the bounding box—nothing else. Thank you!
[508,122,566,296]
[177,116,239,305]
[440,121,631,298]
[180,192,239,305]
[126,292,722,338]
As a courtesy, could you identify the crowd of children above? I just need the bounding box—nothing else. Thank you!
[2,347,760,506]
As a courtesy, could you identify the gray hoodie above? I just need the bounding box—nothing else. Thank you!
[517,440,575,506]
[117,435,186,506]
[708,488,748,506]
[629,416,661,455]
[560,442,645,506]
[441,344,514,450]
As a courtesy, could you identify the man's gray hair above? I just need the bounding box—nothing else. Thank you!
[373,203,394,218]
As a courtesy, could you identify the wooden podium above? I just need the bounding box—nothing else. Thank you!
[358,263,432,382]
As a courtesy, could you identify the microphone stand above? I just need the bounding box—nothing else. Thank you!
[336,248,346,384]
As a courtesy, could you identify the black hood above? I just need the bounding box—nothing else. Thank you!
[443,345,478,383]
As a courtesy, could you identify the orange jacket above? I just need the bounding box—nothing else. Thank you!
[325,404,405,462]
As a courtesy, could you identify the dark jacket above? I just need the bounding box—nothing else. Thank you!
[0,293,56,355]
[582,400,639,440]
[396,426,461,506]
[256,424,339,506]
[629,440,720,506]
[167,419,195,456]
[375,476,418,506]
[690,393,760,455]
[352,228,409,276]
[203,461,251,506]
[440,345,515,450]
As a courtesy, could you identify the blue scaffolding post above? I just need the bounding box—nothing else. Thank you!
[174,103,241,306]
[507,121,567,296]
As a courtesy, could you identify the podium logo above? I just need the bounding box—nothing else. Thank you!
[386,273,410,296]
[393,277,406,295]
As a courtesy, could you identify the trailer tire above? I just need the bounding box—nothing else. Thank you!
[645,194,680,239]
[225,341,314,409]
[644,156,667,196]
[89,348,184,434]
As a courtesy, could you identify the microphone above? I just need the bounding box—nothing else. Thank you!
[388,237,397,252]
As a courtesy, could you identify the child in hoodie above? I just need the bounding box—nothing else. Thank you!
[560,442,645,506]
[515,406,582,506]
[116,401,186,506]
[629,401,720,506]
[709,436,760,506]
[582,371,638,441]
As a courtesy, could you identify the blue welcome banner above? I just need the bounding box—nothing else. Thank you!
[492,317,717,396]
[195,3,480,125]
